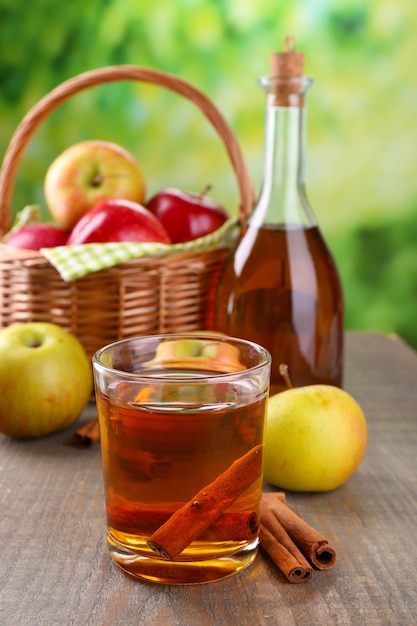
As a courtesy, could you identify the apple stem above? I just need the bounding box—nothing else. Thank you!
[200,184,212,198]
[90,173,103,188]
[279,363,293,389]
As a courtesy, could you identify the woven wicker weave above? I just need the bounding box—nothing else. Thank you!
[0,66,254,358]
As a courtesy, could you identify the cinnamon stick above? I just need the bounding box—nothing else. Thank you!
[267,490,286,503]
[260,500,313,583]
[107,502,258,541]
[72,418,100,448]
[262,492,336,570]
[200,510,258,542]
[147,445,263,560]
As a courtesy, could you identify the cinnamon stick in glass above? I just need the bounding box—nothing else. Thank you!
[107,502,258,541]
[147,445,263,560]
[262,492,336,570]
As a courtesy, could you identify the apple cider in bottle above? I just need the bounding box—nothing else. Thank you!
[215,37,344,394]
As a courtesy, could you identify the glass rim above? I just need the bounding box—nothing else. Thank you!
[92,332,271,383]
[258,75,315,94]
[259,75,315,85]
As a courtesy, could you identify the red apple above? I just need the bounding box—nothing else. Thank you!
[44,140,146,230]
[4,223,70,250]
[146,187,229,243]
[67,199,172,245]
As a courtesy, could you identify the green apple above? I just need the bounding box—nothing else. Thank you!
[147,334,244,373]
[0,323,93,438]
[199,341,244,372]
[44,140,146,229]
[263,385,368,492]
[150,338,203,363]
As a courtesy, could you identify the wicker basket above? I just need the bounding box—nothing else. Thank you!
[0,66,254,359]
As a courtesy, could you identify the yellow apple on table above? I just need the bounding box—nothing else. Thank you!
[44,140,146,229]
[263,384,368,492]
[0,322,93,438]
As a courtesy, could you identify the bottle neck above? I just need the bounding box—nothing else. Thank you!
[250,77,317,229]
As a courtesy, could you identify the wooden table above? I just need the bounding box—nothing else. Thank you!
[1,332,416,626]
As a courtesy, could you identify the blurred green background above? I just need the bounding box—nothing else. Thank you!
[1,0,417,347]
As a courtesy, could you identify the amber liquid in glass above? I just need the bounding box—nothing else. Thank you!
[97,377,266,584]
[216,224,344,395]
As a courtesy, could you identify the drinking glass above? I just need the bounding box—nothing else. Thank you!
[93,333,271,584]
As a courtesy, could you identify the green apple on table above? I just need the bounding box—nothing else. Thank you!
[44,139,146,230]
[0,322,93,438]
[263,384,368,492]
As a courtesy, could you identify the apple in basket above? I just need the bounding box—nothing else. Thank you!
[44,140,146,230]
[146,187,229,243]
[67,198,172,245]
[3,223,70,250]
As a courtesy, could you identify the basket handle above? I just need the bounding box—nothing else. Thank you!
[0,65,255,236]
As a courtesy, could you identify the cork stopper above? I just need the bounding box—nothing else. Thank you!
[267,35,306,106]
[270,35,304,78]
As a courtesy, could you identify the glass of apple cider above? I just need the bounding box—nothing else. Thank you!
[93,333,271,584]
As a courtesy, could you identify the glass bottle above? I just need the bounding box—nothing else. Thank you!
[215,37,344,394]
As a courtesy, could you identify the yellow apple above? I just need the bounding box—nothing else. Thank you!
[0,323,93,438]
[44,140,146,229]
[263,385,368,492]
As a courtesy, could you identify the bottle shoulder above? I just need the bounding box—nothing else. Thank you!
[223,223,342,289]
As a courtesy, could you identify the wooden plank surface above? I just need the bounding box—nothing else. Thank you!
[1,331,416,626]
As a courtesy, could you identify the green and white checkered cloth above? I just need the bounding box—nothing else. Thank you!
[41,217,239,281]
